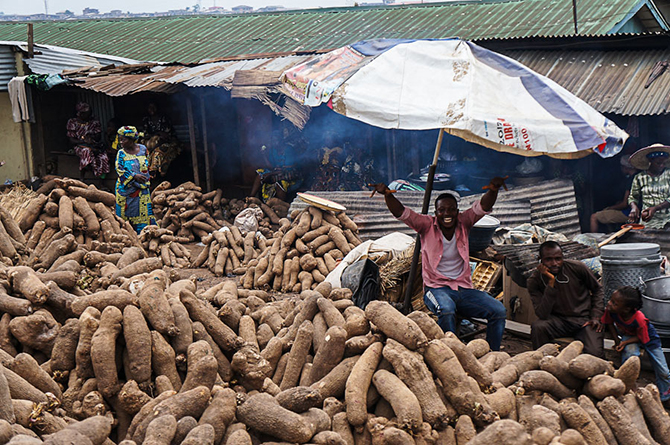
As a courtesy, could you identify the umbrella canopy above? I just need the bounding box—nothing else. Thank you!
[281,39,628,159]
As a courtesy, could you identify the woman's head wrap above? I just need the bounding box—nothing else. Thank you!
[117,126,140,141]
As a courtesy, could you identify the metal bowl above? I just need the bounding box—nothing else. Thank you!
[642,294,670,326]
[643,276,670,300]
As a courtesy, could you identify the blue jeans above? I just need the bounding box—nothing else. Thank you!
[424,286,507,351]
[621,335,670,402]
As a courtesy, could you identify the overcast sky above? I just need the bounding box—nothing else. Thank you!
[1,0,361,15]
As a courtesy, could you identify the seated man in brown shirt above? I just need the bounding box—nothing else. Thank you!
[527,241,604,357]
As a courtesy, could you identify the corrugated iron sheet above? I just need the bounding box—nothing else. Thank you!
[72,66,183,96]
[5,42,138,75]
[624,230,670,258]
[503,47,670,116]
[0,0,649,63]
[289,179,580,241]
[0,45,17,91]
[156,55,310,88]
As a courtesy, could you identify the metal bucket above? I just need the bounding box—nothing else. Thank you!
[642,276,670,301]
[641,294,670,326]
[469,215,500,253]
[601,243,662,303]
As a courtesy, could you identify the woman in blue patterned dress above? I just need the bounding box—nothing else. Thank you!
[115,126,156,233]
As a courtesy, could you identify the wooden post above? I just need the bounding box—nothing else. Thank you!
[27,24,34,59]
[199,95,212,192]
[186,96,200,187]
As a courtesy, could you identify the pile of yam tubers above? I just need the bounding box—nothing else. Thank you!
[0,254,668,444]
[235,205,363,290]
[0,178,141,273]
[151,181,226,244]
[192,204,362,283]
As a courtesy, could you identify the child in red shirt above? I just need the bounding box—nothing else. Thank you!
[600,286,670,403]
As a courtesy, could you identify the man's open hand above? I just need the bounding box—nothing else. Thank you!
[583,319,603,332]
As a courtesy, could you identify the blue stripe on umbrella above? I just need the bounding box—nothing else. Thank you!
[466,41,610,154]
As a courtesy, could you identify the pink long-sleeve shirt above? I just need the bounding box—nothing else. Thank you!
[397,200,489,290]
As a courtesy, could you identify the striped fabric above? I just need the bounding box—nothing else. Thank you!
[628,169,670,229]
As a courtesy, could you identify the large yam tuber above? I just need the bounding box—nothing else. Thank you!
[139,282,179,337]
[635,387,670,445]
[364,301,427,350]
[49,318,79,381]
[9,266,49,305]
[383,339,450,429]
[568,354,614,379]
[424,339,496,426]
[237,393,314,443]
[280,320,314,390]
[71,290,139,316]
[180,290,243,352]
[132,386,211,444]
[58,195,74,233]
[151,331,182,392]
[559,401,608,445]
[90,306,123,399]
[123,305,152,390]
[518,370,575,400]
[597,396,652,445]
[18,194,47,232]
[345,341,383,428]
[466,419,532,445]
[372,369,422,432]
[198,387,237,444]
[9,309,59,354]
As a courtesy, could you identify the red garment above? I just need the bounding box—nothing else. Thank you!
[601,309,654,345]
[397,200,488,290]
[74,146,109,176]
[66,117,108,176]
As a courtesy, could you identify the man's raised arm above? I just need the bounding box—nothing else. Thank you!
[371,183,404,217]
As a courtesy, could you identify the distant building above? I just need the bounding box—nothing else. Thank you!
[231,5,253,13]
[83,8,99,14]
[257,6,286,12]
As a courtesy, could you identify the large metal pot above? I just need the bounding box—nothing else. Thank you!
[643,276,670,301]
[642,294,670,326]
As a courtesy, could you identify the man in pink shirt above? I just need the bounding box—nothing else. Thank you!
[372,178,507,350]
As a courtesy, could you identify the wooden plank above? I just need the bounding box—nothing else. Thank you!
[199,96,212,192]
[186,96,200,187]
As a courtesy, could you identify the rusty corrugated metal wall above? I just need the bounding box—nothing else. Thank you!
[290,178,580,240]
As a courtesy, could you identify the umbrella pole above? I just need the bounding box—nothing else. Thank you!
[402,129,445,313]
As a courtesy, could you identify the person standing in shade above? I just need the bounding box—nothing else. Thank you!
[527,241,604,357]
[370,178,508,351]
[115,126,156,234]
[628,143,670,229]
[66,102,109,178]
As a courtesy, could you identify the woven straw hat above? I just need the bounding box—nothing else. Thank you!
[628,143,670,170]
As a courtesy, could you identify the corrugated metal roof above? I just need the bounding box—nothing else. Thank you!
[289,179,581,241]
[502,47,670,116]
[156,55,310,88]
[0,45,17,91]
[72,65,183,96]
[0,0,656,63]
[0,40,137,75]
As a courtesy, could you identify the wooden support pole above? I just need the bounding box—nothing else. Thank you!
[27,24,34,59]
[186,96,200,187]
[199,96,212,192]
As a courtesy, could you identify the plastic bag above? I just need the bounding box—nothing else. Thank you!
[234,207,263,234]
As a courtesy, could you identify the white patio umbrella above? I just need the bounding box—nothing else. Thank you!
[280,38,628,310]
